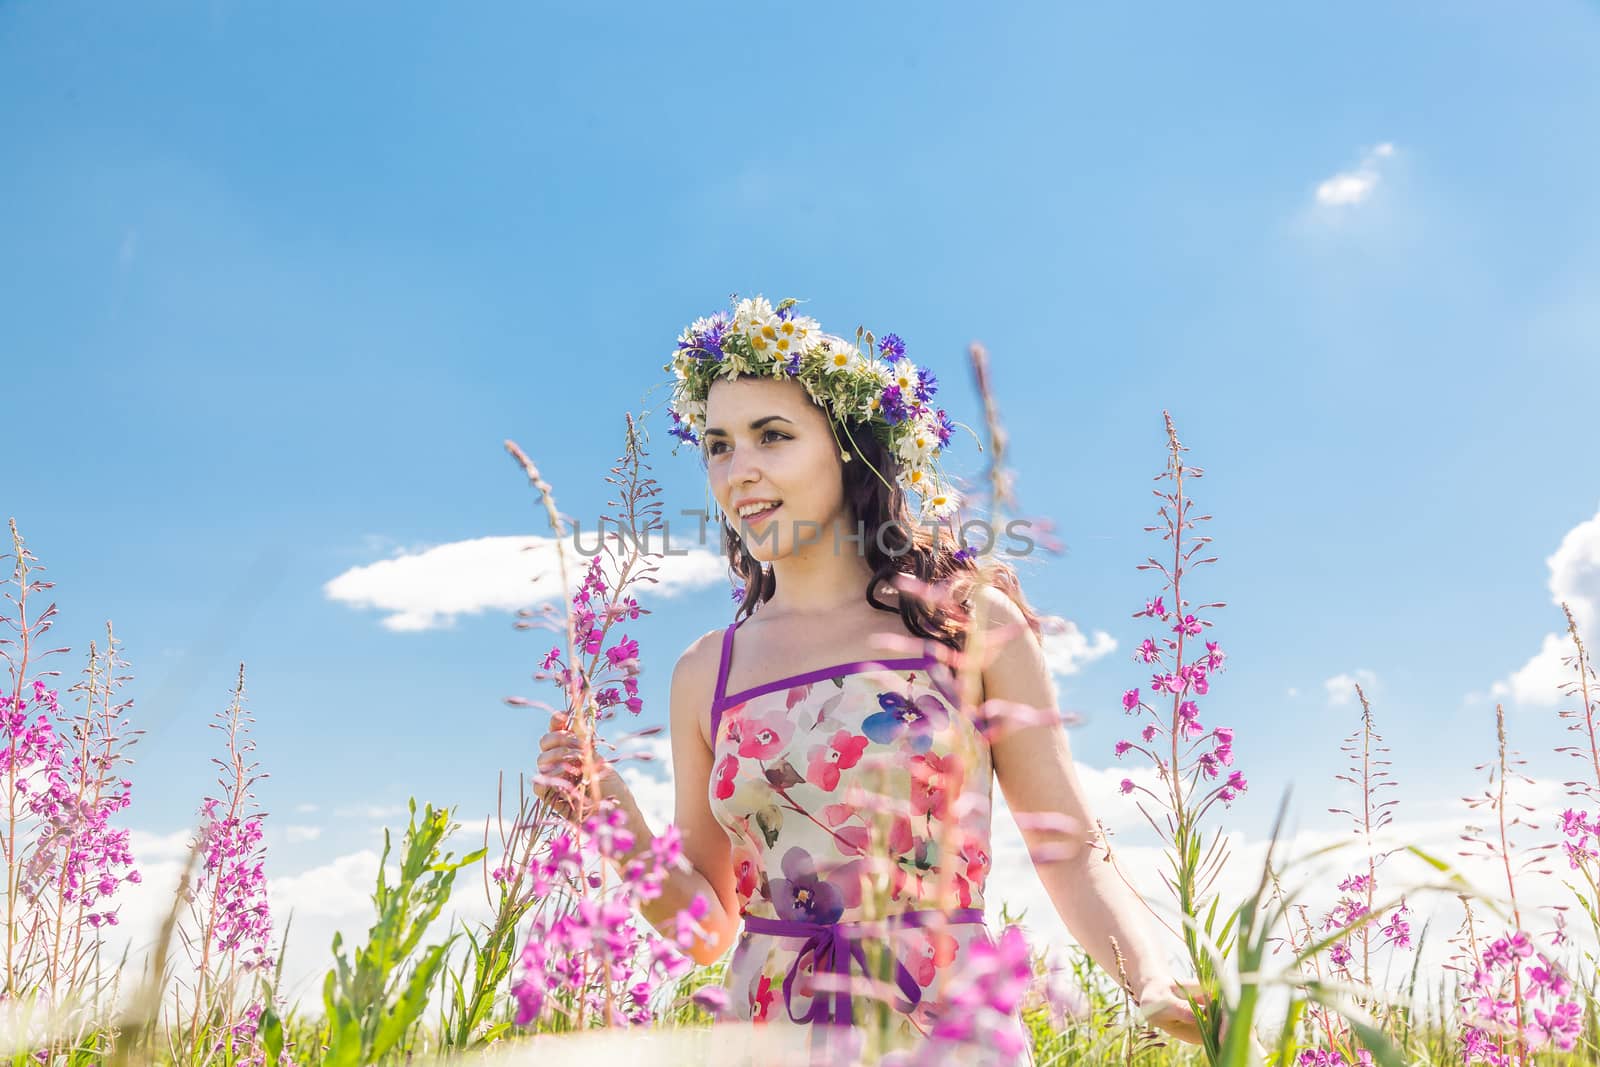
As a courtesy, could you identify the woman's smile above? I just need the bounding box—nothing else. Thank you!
[740,502,781,529]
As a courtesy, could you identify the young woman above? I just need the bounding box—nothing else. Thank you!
[538,298,1207,1063]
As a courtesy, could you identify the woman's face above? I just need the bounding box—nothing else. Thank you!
[704,375,849,563]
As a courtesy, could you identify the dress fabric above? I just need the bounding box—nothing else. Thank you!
[706,616,1035,1064]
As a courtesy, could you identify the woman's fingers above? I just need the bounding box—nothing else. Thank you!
[540,729,580,751]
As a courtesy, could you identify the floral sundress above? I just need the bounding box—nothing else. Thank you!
[707,616,1035,1064]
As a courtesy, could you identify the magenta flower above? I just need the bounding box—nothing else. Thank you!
[737,709,794,760]
[926,925,1034,1058]
[1121,687,1140,712]
[605,636,640,671]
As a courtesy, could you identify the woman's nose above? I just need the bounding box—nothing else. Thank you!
[728,445,763,489]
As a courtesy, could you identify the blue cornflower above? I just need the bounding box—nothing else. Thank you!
[667,409,699,446]
[730,584,746,603]
[676,313,730,362]
[952,546,977,564]
[934,407,954,447]
[879,385,910,425]
[878,333,906,360]
[785,351,801,376]
[915,366,938,403]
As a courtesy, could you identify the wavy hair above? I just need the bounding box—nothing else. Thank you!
[713,391,1046,656]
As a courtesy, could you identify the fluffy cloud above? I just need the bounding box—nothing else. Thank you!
[1039,617,1117,679]
[1490,503,1600,708]
[1324,669,1379,706]
[1314,142,1395,207]
[325,535,726,632]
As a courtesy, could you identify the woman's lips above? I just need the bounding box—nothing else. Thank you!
[741,502,781,529]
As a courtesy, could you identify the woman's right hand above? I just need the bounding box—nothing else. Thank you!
[535,711,637,826]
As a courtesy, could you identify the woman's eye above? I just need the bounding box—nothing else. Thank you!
[708,430,787,456]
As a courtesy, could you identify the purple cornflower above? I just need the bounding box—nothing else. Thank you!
[879,384,910,425]
[667,408,699,446]
[730,584,746,603]
[932,407,954,447]
[914,366,938,403]
[675,312,730,362]
[878,333,906,360]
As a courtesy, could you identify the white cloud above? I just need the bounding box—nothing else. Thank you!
[324,535,726,632]
[1490,503,1600,708]
[283,825,322,844]
[1324,669,1379,705]
[1314,141,1395,207]
[293,802,319,814]
[1038,617,1117,678]
[129,827,196,862]
[1286,687,1298,698]
[332,802,411,820]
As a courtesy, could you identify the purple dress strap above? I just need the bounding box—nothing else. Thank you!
[740,907,986,1027]
[709,621,738,744]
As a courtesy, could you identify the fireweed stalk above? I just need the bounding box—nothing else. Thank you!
[1285,686,1413,1066]
[501,418,714,1032]
[170,665,275,1067]
[1449,703,1583,1063]
[2,522,142,1021]
[1111,410,1242,1058]
[1552,603,1600,964]
[835,339,1078,1064]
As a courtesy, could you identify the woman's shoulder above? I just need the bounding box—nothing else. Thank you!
[672,625,728,685]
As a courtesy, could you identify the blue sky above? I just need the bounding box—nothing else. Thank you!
[5,1,1600,995]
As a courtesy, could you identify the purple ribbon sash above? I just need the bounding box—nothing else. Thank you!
[740,907,986,1027]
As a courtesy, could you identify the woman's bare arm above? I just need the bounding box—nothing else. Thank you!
[980,586,1178,1005]
[619,632,741,967]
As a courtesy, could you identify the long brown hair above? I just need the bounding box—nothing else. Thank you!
[716,389,1046,655]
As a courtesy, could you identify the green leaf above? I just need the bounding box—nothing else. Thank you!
[259,1002,285,1066]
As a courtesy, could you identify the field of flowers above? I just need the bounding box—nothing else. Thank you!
[3,346,1598,1067]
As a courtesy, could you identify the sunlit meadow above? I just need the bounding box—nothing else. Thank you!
[3,344,1598,1067]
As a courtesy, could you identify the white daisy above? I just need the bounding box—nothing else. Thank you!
[776,313,821,355]
[896,419,938,466]
[924,488,961,519]
[892,358,919,394]
[734,297,778,356]
[823,344,858,373]
[896,465,930,494]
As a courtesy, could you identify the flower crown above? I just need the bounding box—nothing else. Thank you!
[662,295,963,521]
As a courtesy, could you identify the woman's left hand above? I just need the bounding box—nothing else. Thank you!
[1137,976,1209,1045]
[1137,978,1270,1060]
